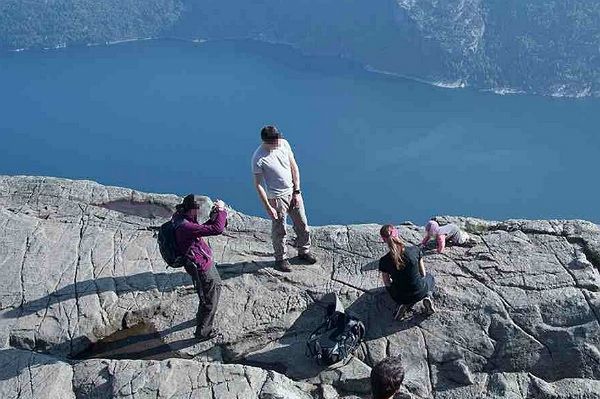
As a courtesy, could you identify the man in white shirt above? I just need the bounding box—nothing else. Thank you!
[251,125,317,272]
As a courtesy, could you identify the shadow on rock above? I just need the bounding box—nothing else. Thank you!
[236,290,431,381]
[4,259,276,320]
[231,295,333,379]
[0,348,62,382]
[346,287,432,343]
[2,271,194,319]
[218,259,277,280]
[73,319,204,361]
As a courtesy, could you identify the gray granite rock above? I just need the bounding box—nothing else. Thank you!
[0,175,599,398]
[0,348,74,399]
[73,358,314,399]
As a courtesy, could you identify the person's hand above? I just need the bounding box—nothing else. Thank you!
[290,193,302,209]
[266,205,279,220]
[213,199,225,211]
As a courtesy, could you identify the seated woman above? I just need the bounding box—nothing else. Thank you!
[379,224,436,320]
[420,220,473,253]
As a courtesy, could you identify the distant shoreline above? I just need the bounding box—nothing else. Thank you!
[4,36,595,100]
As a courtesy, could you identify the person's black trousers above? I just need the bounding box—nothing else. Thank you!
[183,260,222,336]
[387,274,436,306]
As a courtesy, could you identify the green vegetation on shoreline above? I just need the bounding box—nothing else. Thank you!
[0,0,182,49]
[1,1,599,98]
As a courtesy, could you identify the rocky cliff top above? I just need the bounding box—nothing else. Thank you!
[0,175,599,398]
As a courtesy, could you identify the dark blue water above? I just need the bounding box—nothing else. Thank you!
[1,39,599,225]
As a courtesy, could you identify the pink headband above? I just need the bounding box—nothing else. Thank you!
[381,226,399,242]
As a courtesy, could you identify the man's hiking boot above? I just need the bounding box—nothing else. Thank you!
[275,259,292,272]
[423,297,436,315]
[298,252,317,264]
[194,329,218,342]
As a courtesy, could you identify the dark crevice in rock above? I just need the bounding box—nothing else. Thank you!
[418,325,489,362]
[236,359,288,376]
[565,236,600,272]
[551,253,600,325]
[18,236,30,309]
[583,291,600,327]
[71,205,87,355]
[72,321,191,361]
[99,200,173,219]
[330,277,369,293]
[418,327,435,399]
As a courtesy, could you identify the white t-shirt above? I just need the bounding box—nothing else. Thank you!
[251,139,295,199]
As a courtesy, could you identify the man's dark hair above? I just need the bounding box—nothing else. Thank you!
[260,125,282,143]
[370,356,405,399]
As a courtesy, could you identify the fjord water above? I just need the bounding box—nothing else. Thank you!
[1,40,599,225]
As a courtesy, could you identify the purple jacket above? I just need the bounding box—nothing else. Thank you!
[173,209,227,271]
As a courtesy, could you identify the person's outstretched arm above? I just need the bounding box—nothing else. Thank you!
[253,173,278,220]
[188,207,228,237]
[436,234,446,253]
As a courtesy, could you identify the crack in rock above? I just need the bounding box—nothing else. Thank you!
[1,176,600,398]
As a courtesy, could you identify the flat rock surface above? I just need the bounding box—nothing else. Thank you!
[0,175,599,398]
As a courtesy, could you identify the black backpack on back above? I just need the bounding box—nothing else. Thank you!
[157,220,182,268]
[306,302,366,366]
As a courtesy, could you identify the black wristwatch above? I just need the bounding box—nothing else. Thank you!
[293,189,301,195]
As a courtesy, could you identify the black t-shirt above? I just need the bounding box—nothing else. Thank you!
[378,246,428,304]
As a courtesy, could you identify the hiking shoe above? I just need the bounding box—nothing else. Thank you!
[464,238,478,247]
[275,259,292,272]
[394,305,410,320]
[423,297,436,315]
[297,252,317,264]
[194,329,218,342]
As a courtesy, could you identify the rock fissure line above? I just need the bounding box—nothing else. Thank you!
[25,356,34,398]
[18,236,30,309]
[2,177,600,399]
[490,225,600,271]
[71,206,88,353]
[329,276,369,294]
[418,327,435,399]
[418,325,489,361]
[545,244,600,327]
[478,234,495,256]
[565,236,600,272]
[89,248,110,326]
[442,254,557,365]
[317,243,375,260]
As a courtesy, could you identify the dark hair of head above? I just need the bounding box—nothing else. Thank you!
[176,194,199,213]
[380,224,405,270]
[260,125,282,143]
[370,355,405,399]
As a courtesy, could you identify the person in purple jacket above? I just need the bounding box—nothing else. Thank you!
[173,194,227,341]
